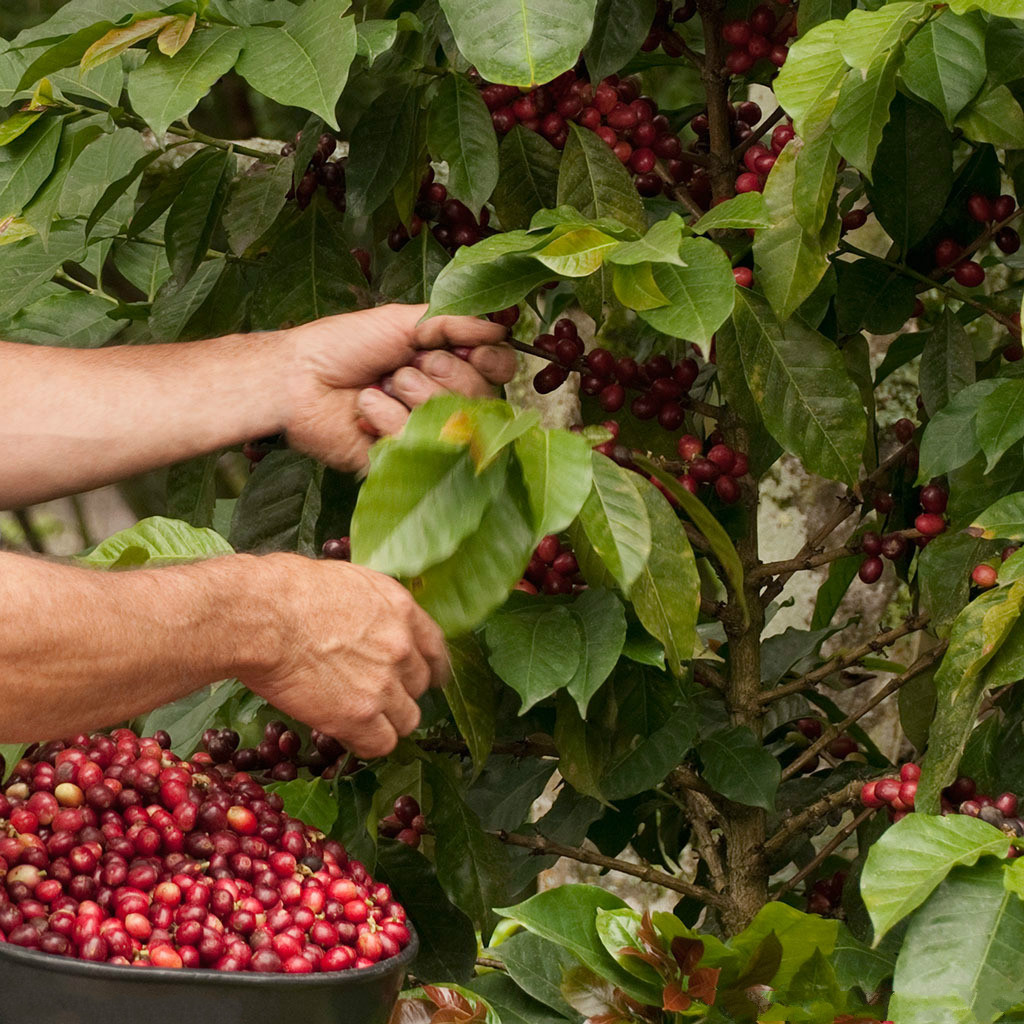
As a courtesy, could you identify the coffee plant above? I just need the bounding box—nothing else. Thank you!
[5,0,1024,1018]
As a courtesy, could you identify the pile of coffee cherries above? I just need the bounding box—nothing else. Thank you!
[861,766,1024,843]
[0,730,411,971]
[516,535,585,596]
[378,797,428,850]
[857,485,948,585]
[282,132,346,213]
[388,170,495,255]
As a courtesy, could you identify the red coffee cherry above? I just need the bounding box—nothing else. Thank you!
[996,227,1021,254]
[953,260,985,288]
[967,194,993,223]
[972,563,998,588]
[933,238,961,267]
[914,513,947,537]
[733,266,753,287]
[919,485,948,514]
[858,556,884,584]
[993,194,1017,221]
[860,531,883,556]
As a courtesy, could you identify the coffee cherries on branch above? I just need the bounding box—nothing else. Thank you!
[388,169,493,256]
[518,535,585,596]
[282,133,346,213]
[378,796,428,849]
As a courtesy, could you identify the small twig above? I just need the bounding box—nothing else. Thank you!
[694,661,727,691]
[475,957,507,971]
[764,777,867,857]
[70,495,93,549]
[55,271,119,304]
[666,764,720,799]
[750,527,924,582]
[931,206,1024,274]
[780,645,947,781]
[770,806,875,900]
[733,106,786,160]
[682,789,728,893]
[493,829,732,909]
[758,613,930,704]
[654,163,708,220]
[701,596,728,620]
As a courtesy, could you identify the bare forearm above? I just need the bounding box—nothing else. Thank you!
[0,551,273,741]
[0,334,292,508]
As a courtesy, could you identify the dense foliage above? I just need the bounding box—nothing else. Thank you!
[5,0,1024,1019]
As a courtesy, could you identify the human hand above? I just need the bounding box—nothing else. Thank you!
[280,303,515,471]
[247,554,448,758]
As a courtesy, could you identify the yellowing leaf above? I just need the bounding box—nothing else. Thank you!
[157,14,197,57]
[81,16,177,72]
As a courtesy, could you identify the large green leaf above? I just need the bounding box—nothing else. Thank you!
[572,453,652,593]
[485,602,581,713]
[754,140,837,319]
[379,229,451,304]
[627,478,699,677]
[0,114,61,218]
[552,694,610,803]
[127,26,243,137]
[866,93,953,252]
[837,1,930,69]
[918,379,1000,481]
[972,494,1024,540]
[2,290,126,348]
[861,814,1010,943]
[919,307,975,418]
[426,73,499,213]
[834,257,916,335]
[917,530,994,636]
[264,776,338,834]
[773,22,846,136]
[491,126,561,230]
[225,155,294,254]
[692,192,771,233]
[831,54,900,178]
[793,132,840,237]
[235,0,356,129]
[166,454,218,529]
[0,225,86,318]
[425,757,510,931]
[889,861,1024,1022]
[80,515,233,568]
[719,289,866,488]
[498,930,583,1019]
[437,0,597,89]
[557,124,645,236]
[583,0,657,81]
[698,726,780,811]
[352,442,509,577]
[469,972,572,1024]
[426,246,552,317]
[901,12,986,125]
[976,380,1024,472]
[515,426,594,536]
[565,588,627,716]
[166,148,235,284]
[535,226,619,277]
[149,257,225,340]
[637,237,736,345]
[445,633,498,780]
[955,83,1024,148]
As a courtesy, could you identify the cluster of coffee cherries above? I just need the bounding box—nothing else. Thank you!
[671,433,748,505]
[388,169,495,255]
[857,485,948,584]
[516,534,585,596]
[721,4,796,75]
[641,0,696,56]
[734,121,796,194]
[282,132,346,213]
[793,718,859,774]
[480,69,695,199]
[201,723,356,785]
[805,869,846,917]
[972,545,1020,589]
[862,767,1024,842]
[378,796,428,850]
[932,193,1020,289]
[0,730,411,972]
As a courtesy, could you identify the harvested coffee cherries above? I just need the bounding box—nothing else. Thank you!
[0,730,411,971]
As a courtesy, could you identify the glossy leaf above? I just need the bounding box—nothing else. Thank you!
[612,262,670,310]
[956,84,1024,148]
[901,12,986,125]
[468,972,572,1024]
[491,127,561,231]
[837,2,930,69]
[793,131,840,236]
[158,14,197,57]
[2,290,125,348]
[379,229,450,304]
[0,115,61,218]
[834,257,916,335]
[972,494,1024,540]
[80,516,233,568]
[918,379,999,481]
[445,633,499,780]
[773,22,846,136]
[699,726,780,811]
[919,307,975,418]
[127,27,244,138]
[831,54,900,178]
[499,930,583,1019]
[427,73,499,213]
[264,777,338,834]
[565,588,628,716]
[976,380,1024,472]
[692,192,771,233]
[236,0,356,129]
[166,148,235,284]
[166,454,218,529]
[225,156,294,254]
[515,425,594,536]
[583,0,657,81]
[437,0,598,89]
[536,226,619,277]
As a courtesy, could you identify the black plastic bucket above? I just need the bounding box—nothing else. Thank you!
[0,927,417,1024]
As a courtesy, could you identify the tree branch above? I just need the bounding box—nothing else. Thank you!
[750,529,923,583]
[757,613,931,704]
[780,644,947,781]
[733,106,786,160]
[492,829,732,909]
[764,777,868,857]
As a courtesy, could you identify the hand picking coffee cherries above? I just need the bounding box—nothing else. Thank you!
[0,730,411,972]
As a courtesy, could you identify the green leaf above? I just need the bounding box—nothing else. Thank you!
[627,478,699,678]
[831,54,900,179]
[0,115,61,217]
[496,885,658,1005]
[793,132,840,236]
[573,453,652,592]
[918,530,994,637]
[754,140,837,319]
[837,2,930,69]
[166,148,235,284]
[375,842,477,983]
[553,693,610,804]
[583,0,656,80]
[166,454,218,529]
[565,588,628,716]
[692,192,771,233]
[353,442,509,577]
[831,923,898,995]
[15,22,116,91]
[799,0,853,32]
[699,725,780,811]
[379,229,450,304]
[445,633,498,779]
[0,107,49,148]
[427,73,499,214]
[956,84,1024,148]
[80,515,233,568]
[438,0,597,89]
[251,199,367,327]
[810,553,861,631]
[919,306,975,417]
[485,602,581,713]
[636,237,736,345]
[557,124,646,236]
[604,215,686,267]
[866,93,953,252]
[355,20,398,64]
[2,290,126,348]
[492,126,561,231]
[835,257,916,335]
[889,860,1024,1022]
[918,379,999,481]
[148,257,225,341]
[127,26,243,138]
[612,262,670,310]
[499,930,583,1019]
[719,289,866,488]
[235,0,356,129]
[535,226,619,277]
[976,380,1024,473]
[225,156,294,254]
[773,22,846,137]
[425,242,551,318]
[264,777,338,834]
[862,813,1011,943]
[134,680,245,758]
[425,757,509,931]
[469,972,572,1024]
[901,13,986,125]
[515,425,594,536]
[85,144,178,241]
[972,493,1024,540]
[0,225,86,319]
